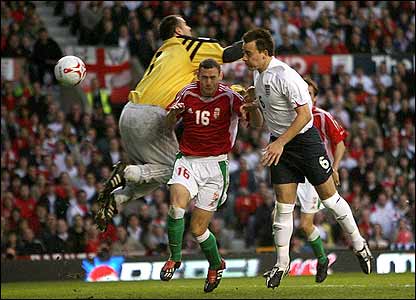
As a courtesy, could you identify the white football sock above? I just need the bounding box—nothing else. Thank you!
[321,192,364,251]
[195,229,210,243]
[273,202,295,268]
[113,182,160,205]
[124,164,173,184]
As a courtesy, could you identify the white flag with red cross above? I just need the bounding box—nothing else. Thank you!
[64,46,132,104]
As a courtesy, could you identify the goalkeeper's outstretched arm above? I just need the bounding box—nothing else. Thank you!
[223,41,244,63]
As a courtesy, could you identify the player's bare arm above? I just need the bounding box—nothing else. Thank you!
[332,140,346,186]
[261,104,312,167]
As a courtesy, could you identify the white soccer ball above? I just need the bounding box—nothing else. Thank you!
[54,55,87,86]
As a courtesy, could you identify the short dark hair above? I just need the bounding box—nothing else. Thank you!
[242,28,275,56]
[303,77,319,97]
[159,15,181,41]
[38,27,47,34]
[198,58,221,73]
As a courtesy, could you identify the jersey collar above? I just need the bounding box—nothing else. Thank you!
[265,57,281,71]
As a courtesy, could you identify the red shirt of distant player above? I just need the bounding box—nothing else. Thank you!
[312,106,348,162]
[169,81,244,156]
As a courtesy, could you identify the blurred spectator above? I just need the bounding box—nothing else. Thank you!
[276,33,299,54]
[370,192,398,241]
[252,189,274,247]
[324,36,349,54]
[102,138,122,166]
[234,187,258,235]
[22,12,45,41]
[31,28,63,85]
[347,32,367,53]
[358,208,373,241]
[230,158,256,193]
[29,204,49,236]
[17,227,44,255]
[66,190,89,227]
[100,20,119,46]
[38,182,67,218]
[2,34,27,57]
[14,184,36,219]
[350,67,377,95]
[368,223,389,250]
[112,225,145,256]
[314,211,335,249]
[209,218,234,254]
[79,172,97,204]
[350,105,381,139]
[363,171,383,203]
[111,2,129,30]
[392,219,414,250]
[68,214,86,253]
[85,78,112,115]
[145,223,169,255]
[118,25,130,49]
[79,1,103,45]
[84,225,101,253]
[126,214,143,244]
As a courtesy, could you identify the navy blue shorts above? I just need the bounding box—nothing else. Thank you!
[269,126,332,186]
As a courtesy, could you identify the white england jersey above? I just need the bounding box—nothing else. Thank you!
[253,57,313,137]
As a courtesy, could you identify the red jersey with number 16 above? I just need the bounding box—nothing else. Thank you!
[169,82,244,156]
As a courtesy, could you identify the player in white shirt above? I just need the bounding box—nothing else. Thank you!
[241,28,374,289]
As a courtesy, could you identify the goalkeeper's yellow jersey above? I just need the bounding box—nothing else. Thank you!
[128,35,224,109]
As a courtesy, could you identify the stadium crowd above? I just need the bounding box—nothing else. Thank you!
[1,1,415,259]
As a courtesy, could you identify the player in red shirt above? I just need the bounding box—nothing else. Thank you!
[160,58,262,293]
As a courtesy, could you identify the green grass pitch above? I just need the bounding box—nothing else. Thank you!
[1,273,414,299]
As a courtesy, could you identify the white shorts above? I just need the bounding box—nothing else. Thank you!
[296,178,324,214]
[167,153,229,212]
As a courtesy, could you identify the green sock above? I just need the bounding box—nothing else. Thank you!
[309,236,328,264]
[167,215,184,262]
[199,233,222,269]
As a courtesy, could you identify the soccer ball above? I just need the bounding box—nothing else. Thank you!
[54,55,87,86]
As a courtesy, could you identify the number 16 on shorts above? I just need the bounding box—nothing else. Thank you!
[168,158,199,199]
[177,167,190,179]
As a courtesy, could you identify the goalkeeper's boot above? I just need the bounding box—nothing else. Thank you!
[354,241,374,274]
[315,257,329,283]
[95,161,126,231]
[265,264,290,289]
[95,193,117,232]
[204,259,226,293]
[102,161,127,194]
[160,260,181,281]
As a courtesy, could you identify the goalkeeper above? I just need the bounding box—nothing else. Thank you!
[95,15,244,231]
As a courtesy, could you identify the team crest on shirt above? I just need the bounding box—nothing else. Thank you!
[265,84,271,96]
[187,108,193,114]
[214,108,221,119]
